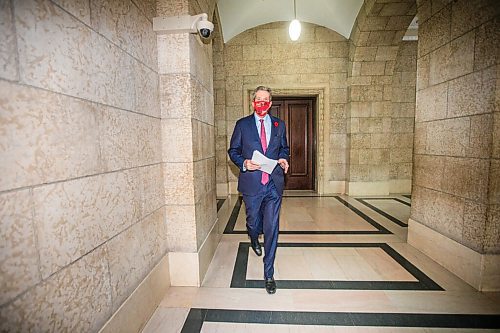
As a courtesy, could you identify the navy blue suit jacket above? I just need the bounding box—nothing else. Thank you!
[228,114,290,196]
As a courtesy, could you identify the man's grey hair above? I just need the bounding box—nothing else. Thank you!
[251,86,273,101]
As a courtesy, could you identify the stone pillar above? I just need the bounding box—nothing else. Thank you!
[157,1,217,286]
[409,0,500,291]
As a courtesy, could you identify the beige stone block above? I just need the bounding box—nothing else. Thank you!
[190,35,213,91]
[390,148,412,163]
[413,155,444,190]
[158,33,190,74]
[395,54,417,73]
[416,54,430,91]
[190,78,214,125]
[392,118,414,133]
[485,205,500,252]
[160,74,191,118]
[451,0,500,39]
[314,26,345,42]
[99,106,161,171]
[0,246,111,332]
[415,82,447,122]
[224,45,242,61]
[350,85,384,102]
[242,44,271,61]
[375,46,399,61]
[448,67,496,117]
[371,133,391,149]
[413,122,427,154]
[163,162,195,205]
[361,61,386,76]
[301,73,330,84]
[0,81,100,192]
[462,200,487,252]
[332,73,348,88]
[442,157,489,201]
[90,0,156,69]
[488,159,500,205]
[100,255,169,333]
[134,0,156,20]
[330,88,348,103]
[494,112,500,159]
[350,102,371,118]
[0,0,18,81]
[15,0,92,98]
[349,76,372,86]
[164,204,197,252]
[193,158,216,204]
[392,86,416,103]
[195,189,217,249]
[418,4,451,56]
[193,121,215,161]
[411,186,465,240]
[107,210,167,311]
[134,62,160,118]
[390,133,413,148]
[0,189,40,305]
[359,118,384,133]
[361,16,390,31]
[379,2,414,16]
[299,43,330,59]
[353,47,377,61]
[34,170,141,278]
[349,164,371,182]
[140,164,164,217]
[386,15,414,30]
[350,134,371,149]
[417,0,432,23]
[330,41,349,57]
[474,17,500,71]
[369,164,390,181]
[359,149,389,165]
[256,29,279,45]
[366,31,397,46]
[225,89,243,107]
[426,117,470,156]
[429,30,475,85]
[162,118,193,162]
[157,0,188,16]
[229,29,257,45]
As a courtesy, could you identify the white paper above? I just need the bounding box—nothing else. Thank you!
[251,150,278,175]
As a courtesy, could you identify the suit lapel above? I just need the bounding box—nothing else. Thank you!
[267,116,278,152]
[247,115,263,153]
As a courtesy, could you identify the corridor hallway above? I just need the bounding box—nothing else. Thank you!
[142,195,500,332]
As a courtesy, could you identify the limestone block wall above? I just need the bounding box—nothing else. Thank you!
[411,0,499,254]
[222,21,349,194]
[0,0,165,331]
[347,0,416,195]
[390,41,417,191]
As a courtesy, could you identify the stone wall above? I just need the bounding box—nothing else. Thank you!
[0,0,166,331]
[221,21,350,194]
[390,41,417,191]
[411,0,498,253]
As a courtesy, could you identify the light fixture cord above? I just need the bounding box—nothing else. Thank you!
[294,0,297,19]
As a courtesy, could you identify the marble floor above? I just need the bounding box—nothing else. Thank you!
[142,194,500,333]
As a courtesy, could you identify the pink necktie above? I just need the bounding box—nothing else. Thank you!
[260,119,269,185]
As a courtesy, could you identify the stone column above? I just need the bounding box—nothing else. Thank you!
[409,0,499,291]
[156,1,217,287]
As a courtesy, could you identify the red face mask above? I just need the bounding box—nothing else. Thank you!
[253,101,271,117]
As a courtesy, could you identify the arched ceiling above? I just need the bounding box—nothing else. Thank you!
[217,0,364,43]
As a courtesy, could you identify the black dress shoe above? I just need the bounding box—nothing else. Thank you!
[265,278,276,294]
[250,238,262,256]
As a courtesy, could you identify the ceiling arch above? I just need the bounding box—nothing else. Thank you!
[216,0,364,43]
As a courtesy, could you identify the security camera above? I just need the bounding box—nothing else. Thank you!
[196,19,214,39]
[153,13,214,41]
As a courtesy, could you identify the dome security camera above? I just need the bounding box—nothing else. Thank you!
[196,19,214,39]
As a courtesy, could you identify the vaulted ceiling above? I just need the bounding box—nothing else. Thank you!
[216,0,365,43]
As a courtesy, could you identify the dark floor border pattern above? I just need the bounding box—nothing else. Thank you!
[216,199,226,212]
[355,198,410,227]
[181,308,500,332]
[230,242,443,291]
[224,196,392,235]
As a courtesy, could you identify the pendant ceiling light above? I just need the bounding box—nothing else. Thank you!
[288,0,301,41]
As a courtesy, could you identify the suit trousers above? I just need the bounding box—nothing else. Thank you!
[243,179,282,279]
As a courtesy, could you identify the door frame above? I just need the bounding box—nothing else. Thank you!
[272,97,316,191]
[243,84,330,195]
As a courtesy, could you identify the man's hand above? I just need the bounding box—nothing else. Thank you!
[278,159,289,174]
[244,159,261,171]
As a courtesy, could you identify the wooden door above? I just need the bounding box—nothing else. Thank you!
[271,98,315,191]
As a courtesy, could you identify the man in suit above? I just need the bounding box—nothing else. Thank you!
[228,86,290,294]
